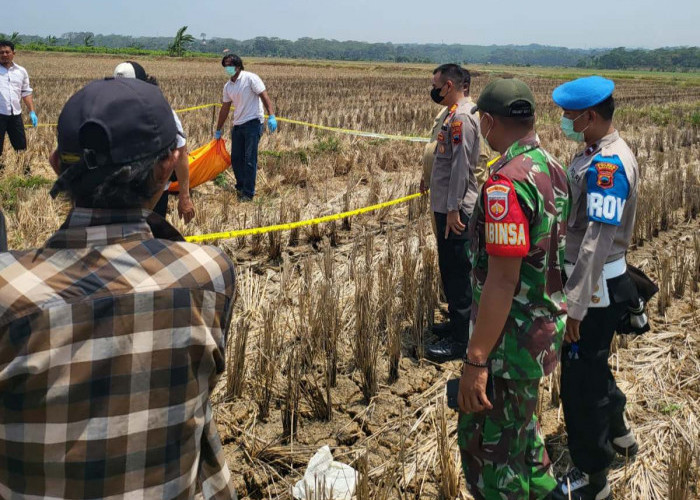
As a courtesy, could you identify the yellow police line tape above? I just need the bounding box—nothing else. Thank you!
[185,191,426,243]
[26,102,431,142]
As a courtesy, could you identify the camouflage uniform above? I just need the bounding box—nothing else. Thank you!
[458,132,570,499]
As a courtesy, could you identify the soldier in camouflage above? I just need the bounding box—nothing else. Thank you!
[457,78,570,500]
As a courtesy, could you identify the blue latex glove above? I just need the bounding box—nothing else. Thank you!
[215,130,222,140]
[267,115,277,133]
[29,111,38,128]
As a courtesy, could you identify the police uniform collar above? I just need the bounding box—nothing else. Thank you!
[584,130,620,157]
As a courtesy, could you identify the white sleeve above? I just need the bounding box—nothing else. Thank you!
[250,73,266,95]
[222,83,232,103]
[172,110,187,148]
[21,69,33,97]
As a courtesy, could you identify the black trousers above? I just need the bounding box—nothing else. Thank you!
[561,273,636,474]
[153,190,169,218]
[434,211,472,342]
[0,114,27,156]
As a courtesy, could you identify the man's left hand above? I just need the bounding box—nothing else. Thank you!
[565,317,581,343]
[458,363,493,414]
[29,111,38,128]
[178,195,195,224]
[267,115,277,133]
[445,210,465,239]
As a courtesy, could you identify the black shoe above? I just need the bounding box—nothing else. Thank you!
[610,414,638,458]
[237,192,253,202]
[425,339,467,363]
[430,322,453,339]
[551,468,611,500]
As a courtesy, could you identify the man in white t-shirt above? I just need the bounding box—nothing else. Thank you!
[114,61,195,223]
[214,54,277,201]
[0,39,38,163]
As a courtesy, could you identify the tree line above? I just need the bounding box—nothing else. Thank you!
[4,29,699,71]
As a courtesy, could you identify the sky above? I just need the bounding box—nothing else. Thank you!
[9,0,700,49]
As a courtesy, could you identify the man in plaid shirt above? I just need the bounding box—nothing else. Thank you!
[0,78,237,499]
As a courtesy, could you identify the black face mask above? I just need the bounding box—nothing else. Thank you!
[431,84,447,104]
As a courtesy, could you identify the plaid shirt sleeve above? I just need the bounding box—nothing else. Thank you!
[0,215,238,500]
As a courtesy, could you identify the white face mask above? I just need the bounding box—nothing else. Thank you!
[480,114,493,149]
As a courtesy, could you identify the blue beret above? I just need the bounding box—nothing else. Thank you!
[552,76,615,110]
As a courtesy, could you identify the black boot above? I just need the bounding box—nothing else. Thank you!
[551,468,611,500]
[424,338,467,363]
[430,322,453,340]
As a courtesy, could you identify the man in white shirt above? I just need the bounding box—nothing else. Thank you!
[214,54,277,201]
[0,40,37,159]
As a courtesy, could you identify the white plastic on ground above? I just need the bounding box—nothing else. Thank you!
[292,445,357,500]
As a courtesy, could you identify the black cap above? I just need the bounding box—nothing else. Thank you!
[57,78,177,169]
[472,78,535,118]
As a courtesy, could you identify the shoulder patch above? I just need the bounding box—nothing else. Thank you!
[586,154,629,226]
[451,121,462,144]
[483,175,530,258]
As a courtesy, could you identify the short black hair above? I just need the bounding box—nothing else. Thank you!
[461,67,471,93]
[0,40,15,51]
[591,96,615,121]
[221,54,244,70]
[433,63,464,88]
[495,115,536,131]
[52,142,175,209]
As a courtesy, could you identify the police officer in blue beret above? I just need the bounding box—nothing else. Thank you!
[550,76,641,500]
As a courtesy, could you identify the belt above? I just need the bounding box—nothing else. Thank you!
[565,257,626,280]
[603,257,627,279]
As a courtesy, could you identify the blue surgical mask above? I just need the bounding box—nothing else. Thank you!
[560,113,587,142]
[225,66,238,76]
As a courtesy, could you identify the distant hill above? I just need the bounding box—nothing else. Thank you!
[7,32,700,71]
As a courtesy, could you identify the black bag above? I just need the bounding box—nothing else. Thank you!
[617,264,658,335]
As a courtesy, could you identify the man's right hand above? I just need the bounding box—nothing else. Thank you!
[420,178,428,194]
[215,130,222,140]
[445,210,466,239]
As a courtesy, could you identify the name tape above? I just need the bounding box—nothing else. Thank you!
[25,102,430,142]
[185,191,427,243]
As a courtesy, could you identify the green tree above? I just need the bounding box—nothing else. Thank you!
[168,26,195,57]
[83,33,94,47]
[46,35,58,46]
[9,32,21,45]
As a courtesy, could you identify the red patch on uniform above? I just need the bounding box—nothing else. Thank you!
[486,184,509,221]
[483,175,530,258]
[595,162,618,189]
[451,121,462,144]
[437,132,445,142]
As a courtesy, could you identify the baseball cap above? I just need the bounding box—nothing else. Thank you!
[472,78,535,118]
[114,61,147,80]
[57,78,177,170]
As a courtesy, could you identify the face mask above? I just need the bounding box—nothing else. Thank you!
[430,84,447,104]
[226,66,238,76]
[480,115,493,149]
[560,112,588,142]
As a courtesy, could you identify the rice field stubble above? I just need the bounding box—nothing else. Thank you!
[2,52,700,499]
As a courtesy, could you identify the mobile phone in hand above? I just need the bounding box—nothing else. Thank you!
[446,378,460,410]
[445,371,495,411]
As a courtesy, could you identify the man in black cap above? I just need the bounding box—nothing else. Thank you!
[0,78,237,499]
